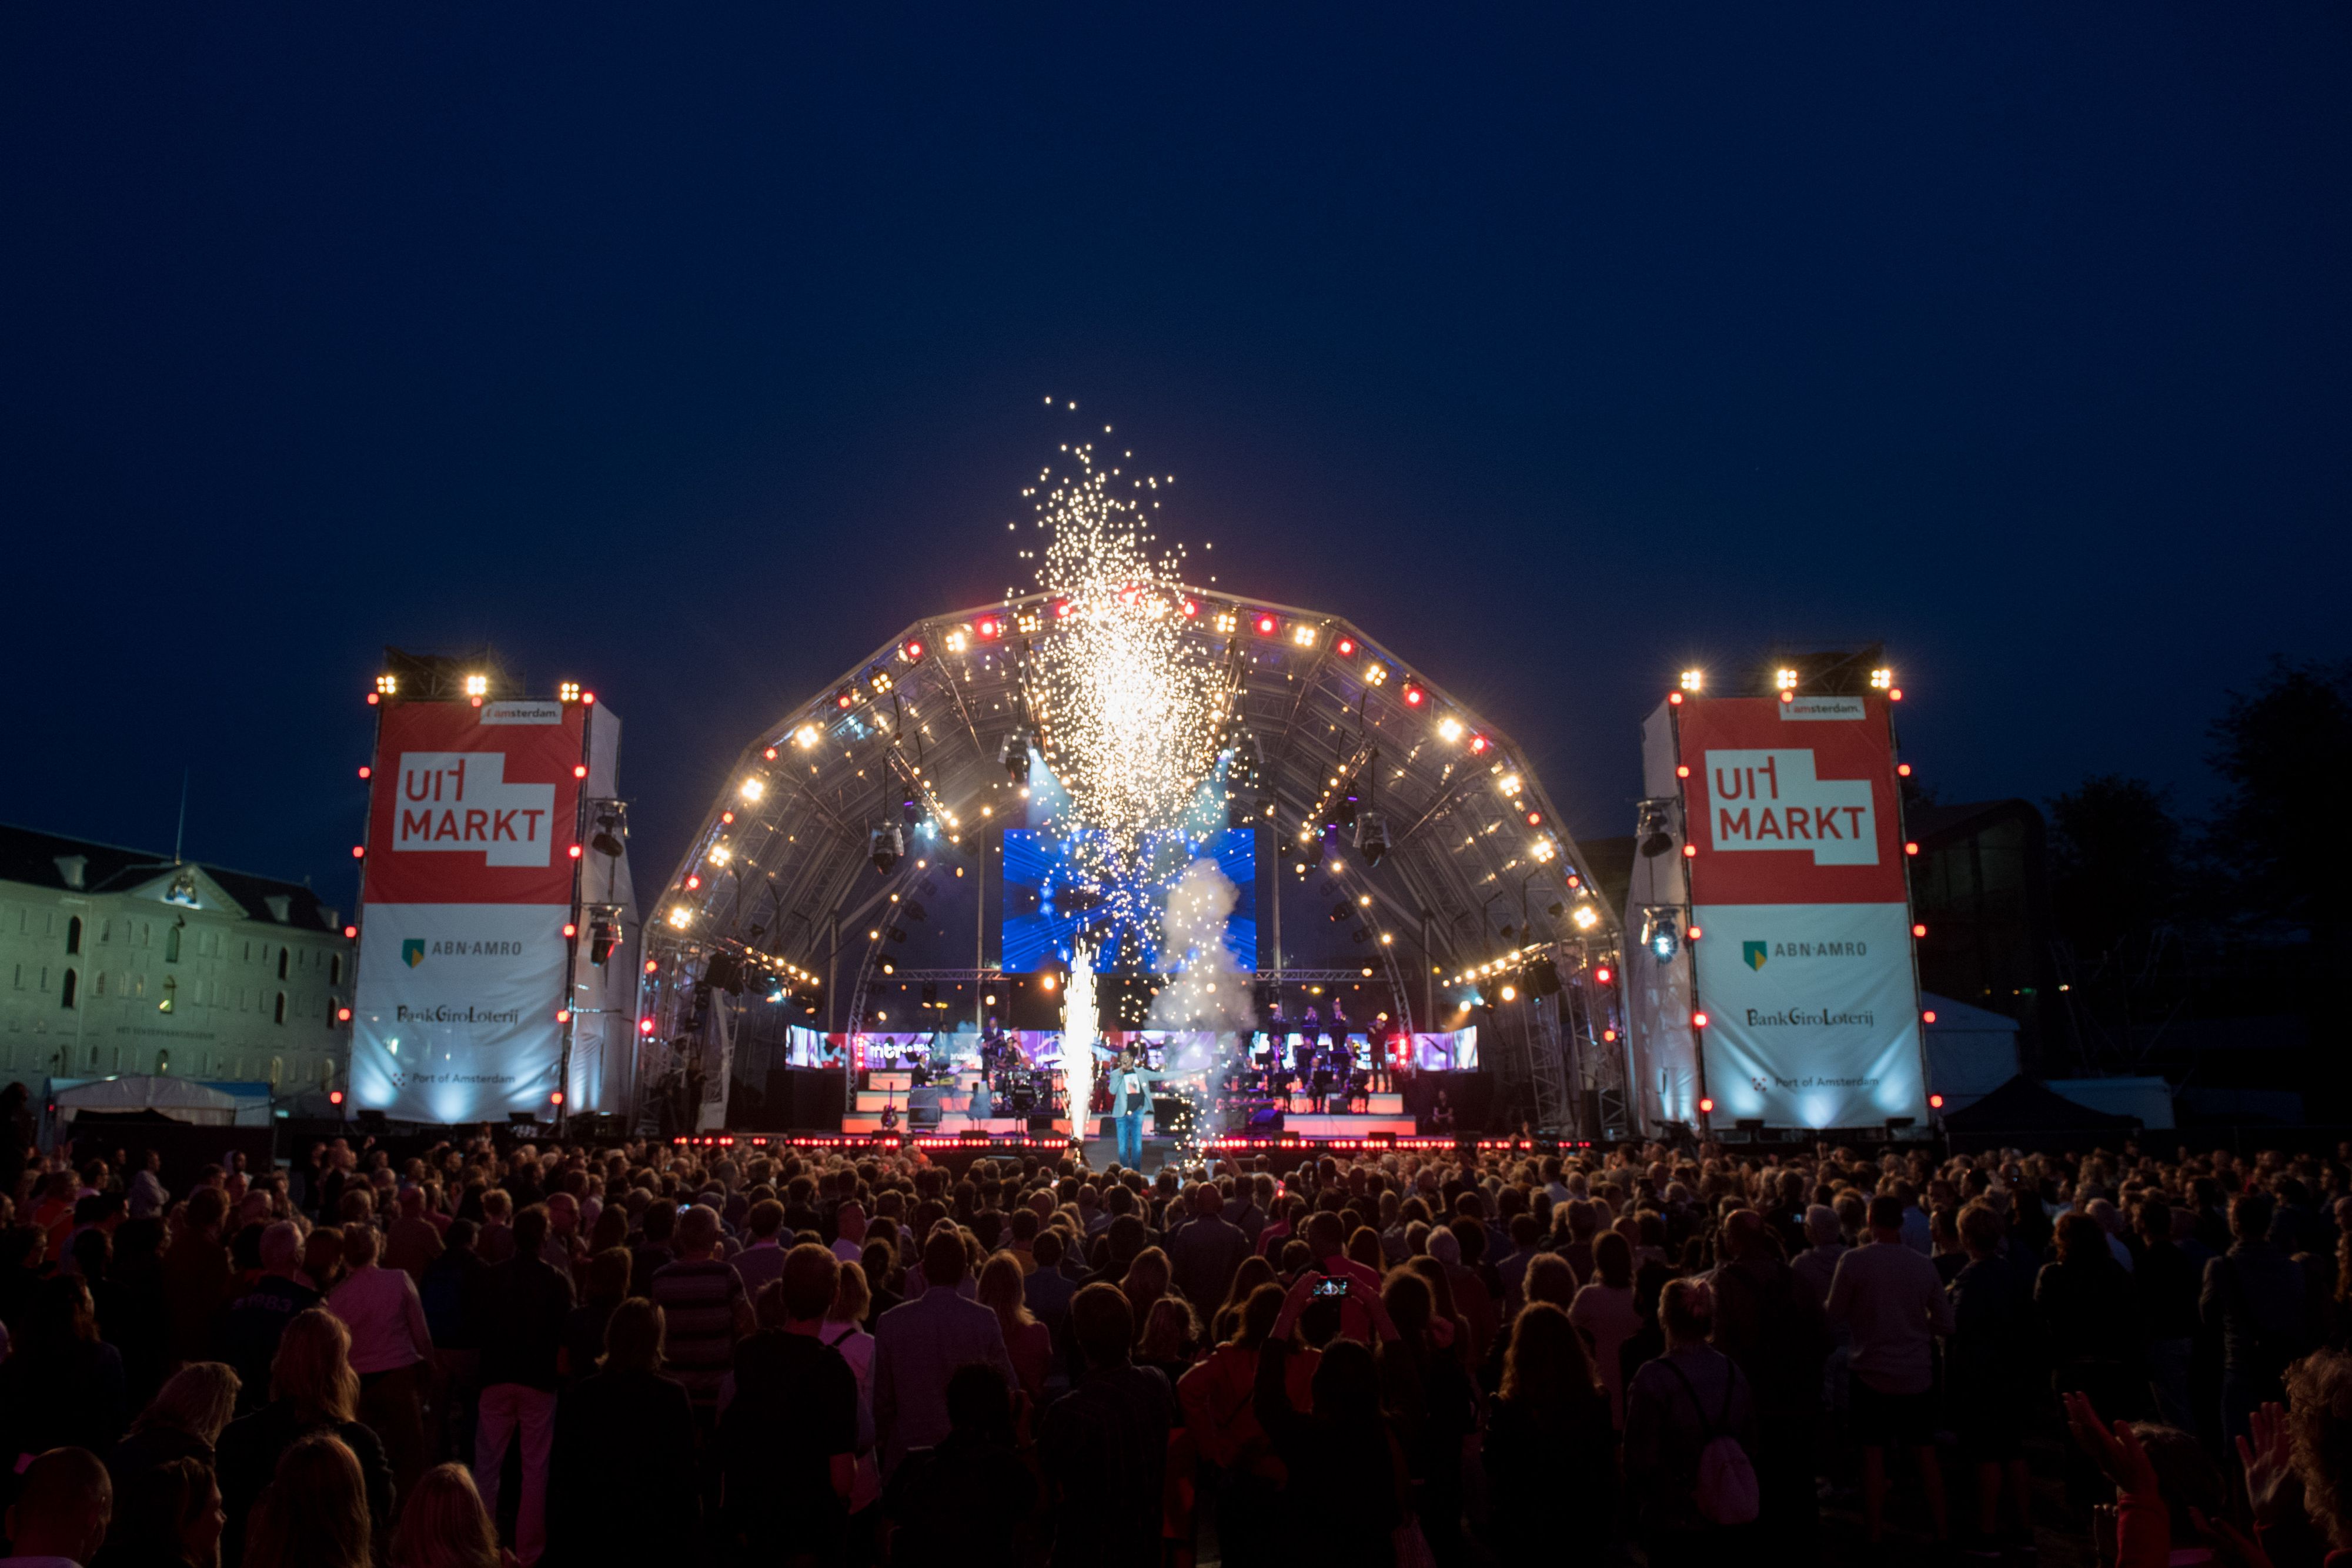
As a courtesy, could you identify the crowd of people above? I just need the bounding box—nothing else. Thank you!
[4,1098,2352,1567]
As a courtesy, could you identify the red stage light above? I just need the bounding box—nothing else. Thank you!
[550,1091,564,1106]
[1692,1012,1709,1028]
[1904,841,1920,856]
[351,845,365,858]
[1603,1028,1617,1042]
[470,696,482,708]
[1682,844,1698,858]
[1929,1093,1946,1110]
[903,638,926,661]
[366,692,380,706]
[1698,1096,1715,1114]
[1524,809,1542,827]
[837,691,855,709]
[1469,735,1489,753]
[1889,688,1903,701]
[1335,636,1355,656]
[644,959,659,974]
[556,1008,571,1023]
[720,811,734,824]
[1668,691,1683,706]
[639,1018,656,1035]
[1912,923,1927,938]
[582,692,595,705]
[562,923,577,938]
[358,766,371,780]
[573,764,589,778]
[1053,598,1074,618]
[1402,685,1425,707]
[761,747,777,761]
[1779,690,1793,704]
[343,925,358,938]
[1688,925,1703,939]
[1254,613,1277,635]
[336,1007,352,1022]
[1897,763,1912,777]
[568,844,583,860]
[1595,966,1613,985]
[977,616,1002,639]
[1178,598,1200,618]
[1922,1009,1938,1024]
[329,1089,345,1106]
[684,874,700,890]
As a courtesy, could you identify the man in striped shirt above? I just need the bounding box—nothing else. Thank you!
[649,1203,755,1427]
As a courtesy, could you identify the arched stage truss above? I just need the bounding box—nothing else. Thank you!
[640,588,1627,1138]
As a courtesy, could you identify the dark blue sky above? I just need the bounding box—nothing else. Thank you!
[5,6,2347,905]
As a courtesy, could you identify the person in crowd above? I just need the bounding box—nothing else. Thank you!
[2201,1188,2310,1445]
[2132,1196,2202,1432]
[1623,1278,1758,1567]
[1482,1300,1615,1563]
[557,1248,631,1383]
[1176,1283,1317,1568]
[384,1187,445,1282]
[1250,1273,1405,1566]
[213,1308,393,1567]
[1167,1183,1251,1316]
[720,1246,858,1564]
[0,1273,129,1466]
[1707,1208,1830,1550]
[546,1298,698,1567]
[471,1203,572,1567]
[873,1228,1017,1475]
[1569,1229,1642,1429]
[218,1223,320,1416]
[2,1447,113,1568]
[240,1432,371,1568]
[648,1204,751,1427]
[89,1455,222,1568]
[978,1251,1053,1403]
[386,1463,502,1568]
[1828,1192,1954,1544]
[328,1221,435,1501]
[417,1218,485,1466]
[881,1362,1042,1568]
[107,1363,239,1495]
[1038,1283,1178,1568]
[730,1199,789,1299]
[159,1189,232,1369]
[2040,1209,2149,1504]
[1942,1199,2034,1552]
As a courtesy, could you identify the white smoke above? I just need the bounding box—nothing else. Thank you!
[1148,859,1257,1153]
[1062,941,1097,1144]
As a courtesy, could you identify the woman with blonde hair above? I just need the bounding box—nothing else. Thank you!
[111,1360,242,1486]
[387,1463,503,1568]
[978,1251,1052,1402]
[1119,1246,1171,1334]
[821,1261,883,1529]
[215,1309,395,1566]
[243,1431,372,1568]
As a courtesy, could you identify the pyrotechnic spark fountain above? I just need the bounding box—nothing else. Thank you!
[1020,430,1230,945]
[1061,941,1098,1142]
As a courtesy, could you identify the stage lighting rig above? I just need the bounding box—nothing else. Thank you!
[1636,801,1676,858]
[1641,909,1681,964]
[869,822,905,875]
[1000,730,1031,787]
[1355,810,1391,868]
[590,806,626,858]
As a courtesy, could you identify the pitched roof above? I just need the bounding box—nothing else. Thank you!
[0,821,343,932]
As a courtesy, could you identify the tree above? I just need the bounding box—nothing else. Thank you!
[2047,774,2186,966]
[2204,658,2352,934]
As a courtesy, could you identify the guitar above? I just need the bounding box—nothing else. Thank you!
[879,1081,900,1134]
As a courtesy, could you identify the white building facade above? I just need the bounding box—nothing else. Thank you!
[0,825,354,1110]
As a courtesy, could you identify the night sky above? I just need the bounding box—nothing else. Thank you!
[5,8,2347,908]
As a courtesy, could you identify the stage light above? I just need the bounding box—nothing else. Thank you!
[1355,811,1391,868]
[644,959,658,974]
[1687,925,1702,938]
[1693,1012,1709,1028]
[1869,667,1893,690]
[836,690,855,710]
[1402,684,1425,707]
[573,764,589,779]
[563,922,577,939]
[1053,598,1074,618]
[945,630,967,653]
[1179,597,1200,618]
[1438,717,1463,743]
[589,920,618,965]
[794,724,820,749]
[1253,612,1277,636]
[1922,1009,1937,1024]
[464,674,488,697]
[901,638,927,663]
[1291,624,1317,648]
[336,1006,352,1022]
[1698,1095,1714,1113]
[684,874,700,890]
[1335,636,1355,656]
[1363,663,1388,687]
[559,681,581,702]
[1469,735,1490,754]
[1897,763,1912,777]
[329,1089,344,1106]
[667,907,692,930]
[1637,803,1674,858]
[1573,904,1599,931]
[1524,808,1542,827]
[569,845,584,860]
[740,777,765,803]
[706,844,730,866]
[1531,838,1556,862]
[1681,669,1703,693]
[343,925,358,938]
[1594,965,1612,984]
[550,1091,564,1107]
[1668,692,1682,706]
[639,1017,656,1034]
[870,822,905,875]
[1904,841,1919,856]
[1499,984,1517,1002]
[352,845,365,858]
[556,1008,571,1022]
[1775,667,1798,691]
[1211,608,1237,634]
[376,674,398,697]
[720,811,734,825]
[582,691,595,705]
[976,616,1003,640]
[1644,911,1680,962]
[367,692,379,705]
[1929,1093,1946,1110]
[1682,843,1697,858]
[1889,688,1903,701]
[1912,923,1927,938]
[1676,765,1689,778]
[1001,731,1031,787]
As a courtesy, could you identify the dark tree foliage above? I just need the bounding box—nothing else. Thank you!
[2204,659,2352,935]
[2047,774,2184,965]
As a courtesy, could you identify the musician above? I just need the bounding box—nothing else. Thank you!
[1327,998,1349,1049]
[1091,1042,1172,1169]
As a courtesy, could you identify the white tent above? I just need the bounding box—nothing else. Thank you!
[1922,994,2022,1116]
[49,1075,246,1126]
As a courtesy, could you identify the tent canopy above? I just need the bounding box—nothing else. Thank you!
[1941,1073,2140,1147]
[50,1075,248,1126]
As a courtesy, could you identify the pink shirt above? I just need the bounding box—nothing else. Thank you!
[328,1262,433,1373]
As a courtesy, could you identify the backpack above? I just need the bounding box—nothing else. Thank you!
[1664,1358,1759,1527]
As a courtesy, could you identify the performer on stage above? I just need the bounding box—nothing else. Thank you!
[1092,1042,1172,1169]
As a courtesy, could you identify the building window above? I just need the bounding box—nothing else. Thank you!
[60,969,76,1009]
[277,948,289,981]
[66,917,82,955]
[273,991,286,1025]
[93,972,106,997]
[330,954,343,985]
[269,1056,283,1088]
[157,1048,171,1074]
[165,922,182,964]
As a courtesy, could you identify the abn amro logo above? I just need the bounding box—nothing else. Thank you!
[402,939,426,969]
[1743,941,1768,972]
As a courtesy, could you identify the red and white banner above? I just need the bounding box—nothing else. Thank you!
[1626,693,1925,1132]
[350,700,587,1122]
